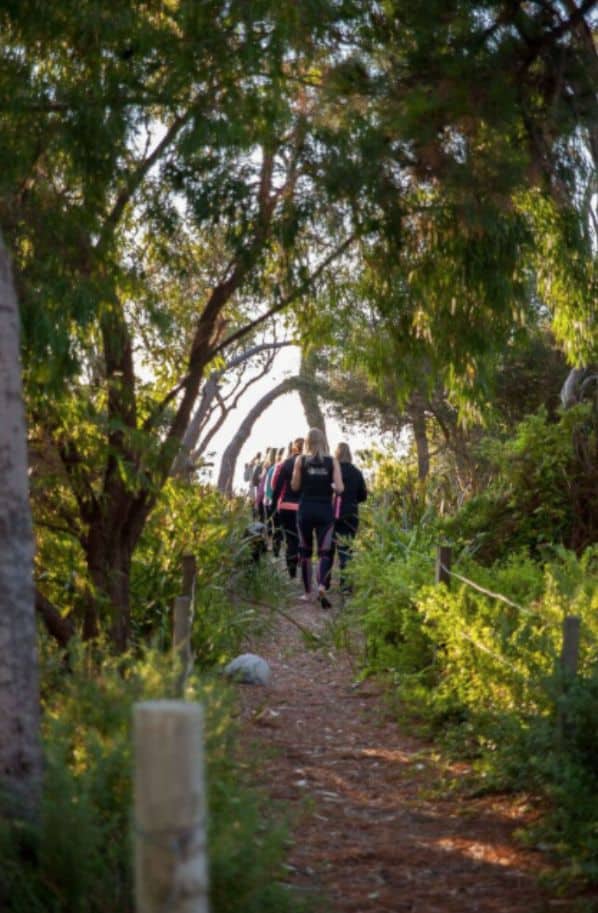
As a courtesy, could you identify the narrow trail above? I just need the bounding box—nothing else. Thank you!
[237,578,579,913]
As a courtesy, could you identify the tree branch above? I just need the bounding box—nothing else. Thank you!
[98,110,192,247]
[212,235,356,357]
[35,589,75,648]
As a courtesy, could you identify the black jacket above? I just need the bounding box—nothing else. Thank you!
[335,462,367,519]
[270,456,299,512]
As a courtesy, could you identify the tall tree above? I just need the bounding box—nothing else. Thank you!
[0,234,42,819]
[1,2,356,647]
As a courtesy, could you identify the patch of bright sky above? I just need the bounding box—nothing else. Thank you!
[198,344,397,492]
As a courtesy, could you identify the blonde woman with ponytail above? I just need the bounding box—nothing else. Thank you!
[291,428,343,608]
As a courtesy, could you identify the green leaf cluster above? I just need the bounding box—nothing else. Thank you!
[0,642,306,912]
[444,404,598,561]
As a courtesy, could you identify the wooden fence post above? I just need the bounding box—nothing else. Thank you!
[557,615,581,747]
[134,701,209,913]
[435,544,452,587]
[173,595,193,695]
[181,554,197,602]
[560,615,580,677]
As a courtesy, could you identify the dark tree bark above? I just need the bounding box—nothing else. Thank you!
[0,235,42,819]
[35,589,75,648]
[409,393,430,482]
[217,377,298,495]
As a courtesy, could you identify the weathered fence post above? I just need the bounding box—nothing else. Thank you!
[435,544,452,587]
[557,615,581,746]
[173,554,196,695]
[560,615,580,677]
[182,553,197,601]
[173,595,193,695]
[134,701,209,913]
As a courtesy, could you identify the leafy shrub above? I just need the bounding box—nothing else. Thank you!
[444,405,598,561]
[35,477,281,664]
[0,643,307,913]
[131,480,282,665]
[346,506,598,880]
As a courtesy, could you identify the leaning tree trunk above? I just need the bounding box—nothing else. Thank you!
[171,373,220,478]
[217,377,297,495]
[171,342,291,478]
[298,352,328,448]
[0,234,42,820]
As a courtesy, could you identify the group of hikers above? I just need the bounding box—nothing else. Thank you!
[244,428,367,609]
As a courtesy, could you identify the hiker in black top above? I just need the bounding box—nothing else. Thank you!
[332,442,367,592]
[291,428,343,609]
[268,437,304,578]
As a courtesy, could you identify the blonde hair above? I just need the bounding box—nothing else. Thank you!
[305,428,327,459]
[335,442,352,463]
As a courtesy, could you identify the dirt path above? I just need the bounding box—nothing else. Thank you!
[237,584,579,913]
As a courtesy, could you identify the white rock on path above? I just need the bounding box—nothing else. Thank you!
[224,653,272,686]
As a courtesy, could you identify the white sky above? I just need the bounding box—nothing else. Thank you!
[200,345,385,491]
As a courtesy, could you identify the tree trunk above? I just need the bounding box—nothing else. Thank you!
[298,352,328,447]
[0,235,42,819]
[35,589,75,648]
[409,394,430,481]
[171,342,292,478]
[217,377,297,495]
[171,373,220,478]
[85,525,134,652]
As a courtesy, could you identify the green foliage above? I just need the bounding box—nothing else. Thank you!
[35,478,280,662]
[0,643,307,913]
[343,505,438,676]
[131,481,280,664]
[444,405,598,561]
[345,502,598,880]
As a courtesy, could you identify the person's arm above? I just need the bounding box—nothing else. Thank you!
[332,458,344,494]
[291,455,303,492]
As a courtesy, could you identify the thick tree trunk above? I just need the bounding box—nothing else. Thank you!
[0,235,42,819]
[409,394,430,481]
[217,377,297,495]
[85,525,134,652]
[171,373,220,478]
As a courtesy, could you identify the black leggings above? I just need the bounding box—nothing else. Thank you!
[297,502,334,593]
[279,508,300,578]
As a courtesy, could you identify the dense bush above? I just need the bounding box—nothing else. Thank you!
[0,644,306,913]
[345,504,598,881]
[443,405,598,561]
[131,480,283,664]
